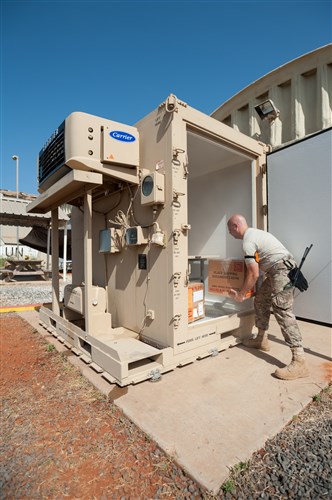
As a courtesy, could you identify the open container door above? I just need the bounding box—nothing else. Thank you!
[267,128,332,326]
[187,128,257,318]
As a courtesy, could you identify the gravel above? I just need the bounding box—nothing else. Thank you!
[223,387,332,499]
[0,282,67,306]
[1,282,331,498]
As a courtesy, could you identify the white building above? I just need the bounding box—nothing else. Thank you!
[211,44,332,148]
[212,44,332,326]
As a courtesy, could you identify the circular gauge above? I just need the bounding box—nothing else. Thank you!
[142,175,154,197]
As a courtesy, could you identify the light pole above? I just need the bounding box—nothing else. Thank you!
[12,155,20,258]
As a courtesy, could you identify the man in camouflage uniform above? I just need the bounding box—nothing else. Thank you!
[227,214,308,380]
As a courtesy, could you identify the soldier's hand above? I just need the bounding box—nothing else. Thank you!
[229,289,245,302]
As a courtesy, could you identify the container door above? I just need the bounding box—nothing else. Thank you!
[267,128,332,325]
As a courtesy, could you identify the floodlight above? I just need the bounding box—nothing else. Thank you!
[254,99,280,121]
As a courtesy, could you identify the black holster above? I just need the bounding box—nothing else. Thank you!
[288,267,309,292]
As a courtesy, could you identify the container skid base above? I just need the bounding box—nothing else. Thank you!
[38,305,254,387]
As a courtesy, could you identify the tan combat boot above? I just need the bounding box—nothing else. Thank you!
[242,329,271,352]
[274,348,309,380]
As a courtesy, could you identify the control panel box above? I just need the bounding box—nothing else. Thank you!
[141,172,165,205]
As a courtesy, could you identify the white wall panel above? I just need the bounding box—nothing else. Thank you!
[267,129,332,325]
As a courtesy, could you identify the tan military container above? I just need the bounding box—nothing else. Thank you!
[28,94,268,386]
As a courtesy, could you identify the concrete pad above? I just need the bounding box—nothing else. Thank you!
[18,311,331,494]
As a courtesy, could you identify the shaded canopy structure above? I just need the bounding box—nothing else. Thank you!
[0,192,71,260]
[19,225,72,259]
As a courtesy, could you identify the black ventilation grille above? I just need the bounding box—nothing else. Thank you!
[38,121,65,187]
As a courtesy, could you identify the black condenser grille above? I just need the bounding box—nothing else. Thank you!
[38,121,65,186]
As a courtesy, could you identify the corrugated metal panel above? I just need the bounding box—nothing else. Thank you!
[1,198,49,217]
[0,196,69,227]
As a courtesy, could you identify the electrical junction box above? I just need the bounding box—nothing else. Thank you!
[99,228,121,253]
[141,171,165,205]
[64,285,106,315]
[151,230,166,247]
[125,226,149,246]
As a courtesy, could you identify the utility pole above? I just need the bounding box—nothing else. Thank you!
[12,155,20,258]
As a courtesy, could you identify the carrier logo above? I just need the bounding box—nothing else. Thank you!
[109,130,136,142]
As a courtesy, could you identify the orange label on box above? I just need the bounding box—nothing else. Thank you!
[188,282,205,323]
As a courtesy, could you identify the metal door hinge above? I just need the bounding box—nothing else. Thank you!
[262,204,268,216]
[172,229,181,244]
[172,148,185,168]
[173,272,181,287]
[172,314,182,329]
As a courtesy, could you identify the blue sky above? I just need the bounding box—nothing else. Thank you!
[1,0,331,195]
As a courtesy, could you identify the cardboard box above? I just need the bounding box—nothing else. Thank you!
[208,259,254,298]
[188,282,205,323]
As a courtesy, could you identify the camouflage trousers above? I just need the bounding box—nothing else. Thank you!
[254,259,303,348]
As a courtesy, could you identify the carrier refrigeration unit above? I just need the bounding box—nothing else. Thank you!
[28,94,269,386]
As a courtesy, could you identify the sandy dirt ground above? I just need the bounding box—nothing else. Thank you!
[1,313,208,499]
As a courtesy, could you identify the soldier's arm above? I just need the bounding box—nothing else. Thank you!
[229,262,259,302]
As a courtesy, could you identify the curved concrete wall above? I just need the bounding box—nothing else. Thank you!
[211,44,332,148]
